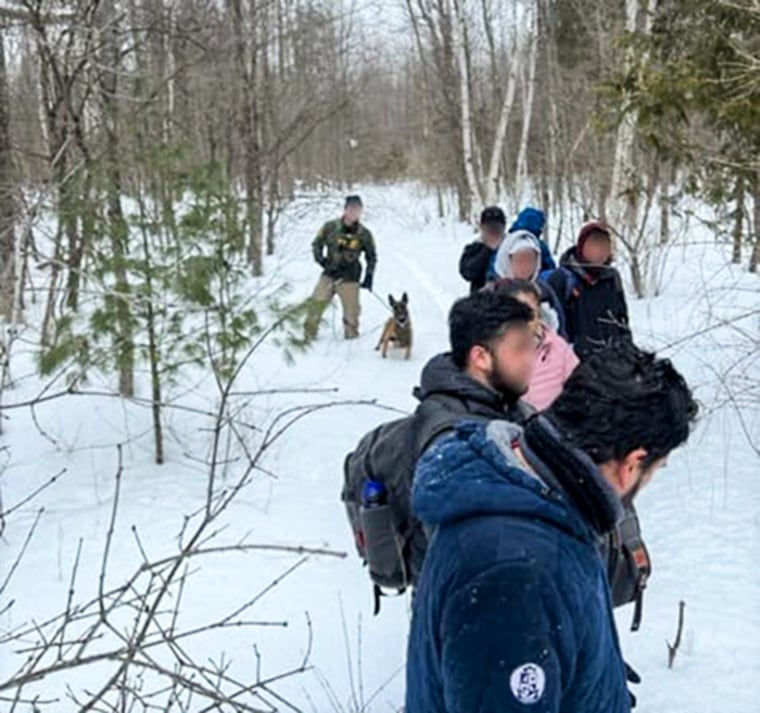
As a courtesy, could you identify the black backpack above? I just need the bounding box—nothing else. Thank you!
[341,415,457,613]
[343,415,652,625]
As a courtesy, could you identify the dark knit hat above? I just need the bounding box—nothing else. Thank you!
[345,195,363,208]
[480,205,506,227]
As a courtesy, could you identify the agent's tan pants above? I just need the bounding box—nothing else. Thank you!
[304,274,361,340]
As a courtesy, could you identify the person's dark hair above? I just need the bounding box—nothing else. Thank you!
[449,291,534,368]
[492,278,541,304]
[480,205,506,227]
[547,342,698,467]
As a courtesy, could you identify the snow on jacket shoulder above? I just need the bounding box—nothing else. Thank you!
[406,420,630,713]
[524,326,580,411]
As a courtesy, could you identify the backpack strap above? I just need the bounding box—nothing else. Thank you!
[619,512,652,632]
[372,583,408,615]
[559,266,582,303]
[607,508,652,632]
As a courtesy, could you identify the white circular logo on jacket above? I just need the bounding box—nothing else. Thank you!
[509,663,546,705]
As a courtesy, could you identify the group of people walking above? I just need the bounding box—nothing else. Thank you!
[315,195,697,712]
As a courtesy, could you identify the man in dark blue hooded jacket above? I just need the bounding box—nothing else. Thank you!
[406,343,697,713]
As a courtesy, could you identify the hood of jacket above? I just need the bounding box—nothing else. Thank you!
[413,420,597,544]
[414,416,623,541]
[509,207,546,237]
[559,245,617,283]
[494,230,542,281]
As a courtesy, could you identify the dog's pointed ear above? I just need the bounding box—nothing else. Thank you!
[402,292,409,305]
[388,294,396,307]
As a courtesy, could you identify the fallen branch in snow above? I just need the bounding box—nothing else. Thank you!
[667,600,686,669]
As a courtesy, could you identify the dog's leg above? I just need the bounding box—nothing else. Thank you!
[377,322,390,352]
[382,328,392,358]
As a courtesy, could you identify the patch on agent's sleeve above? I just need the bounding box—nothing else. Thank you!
[509,662,546,705]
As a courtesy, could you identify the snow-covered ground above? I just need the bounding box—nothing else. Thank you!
[1,184,758,711]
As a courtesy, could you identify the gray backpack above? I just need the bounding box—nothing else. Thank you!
[341,415,456,613]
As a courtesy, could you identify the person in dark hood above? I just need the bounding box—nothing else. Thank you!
[410,290,537,455]
[406,342,697,713]
[458,206,507,294]
[545,221,631,359]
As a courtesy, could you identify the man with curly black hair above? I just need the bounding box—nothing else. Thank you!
[407,342,697,713]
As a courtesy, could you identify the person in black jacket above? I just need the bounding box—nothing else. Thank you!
[412,290,537,450]
[458,206,506,294]
[545,221,631,359]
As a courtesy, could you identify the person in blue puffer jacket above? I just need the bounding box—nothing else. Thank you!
[406,342,697,713]
[509,206,556,275]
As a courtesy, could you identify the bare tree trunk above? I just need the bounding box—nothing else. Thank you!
[137,201,164,464]
[659,161,676,245]
[484,32,520,206]
[163,1,175,144]
[608,0,641,236]
[231,0,263,274]
[452,0,481,217]
[732,173,745,265]
[99,1,134,396]
[480,0,498,91]
[515,11,538,202]
[750,171,760,273]
[0,30,16,321]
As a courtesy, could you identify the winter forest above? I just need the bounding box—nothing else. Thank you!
[0,0,758,711]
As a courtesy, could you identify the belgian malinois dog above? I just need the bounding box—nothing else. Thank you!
[376,292,412,359]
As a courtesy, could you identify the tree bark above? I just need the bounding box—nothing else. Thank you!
[608,0,641,237]
[750,171,760,273]
[484,33,520,206]
[0,30,17,321]
[99,1,135,397]
[515,12,538,203]
[231,0,263,274]
[452,0,482,217]
[659,162,676,245]
[732,173,745,265]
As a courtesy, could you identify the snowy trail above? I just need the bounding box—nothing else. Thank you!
[1,184,759,712]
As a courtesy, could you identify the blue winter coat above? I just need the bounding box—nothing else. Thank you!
[509,207,557,272]
[406,420,631,713]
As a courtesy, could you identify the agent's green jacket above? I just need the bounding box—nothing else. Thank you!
[312,219,377,283]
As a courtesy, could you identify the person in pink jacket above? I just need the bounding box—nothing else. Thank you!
[496,279,580,411]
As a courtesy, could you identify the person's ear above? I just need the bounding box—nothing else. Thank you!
[468,344,492,374]
[615,448,648,494]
